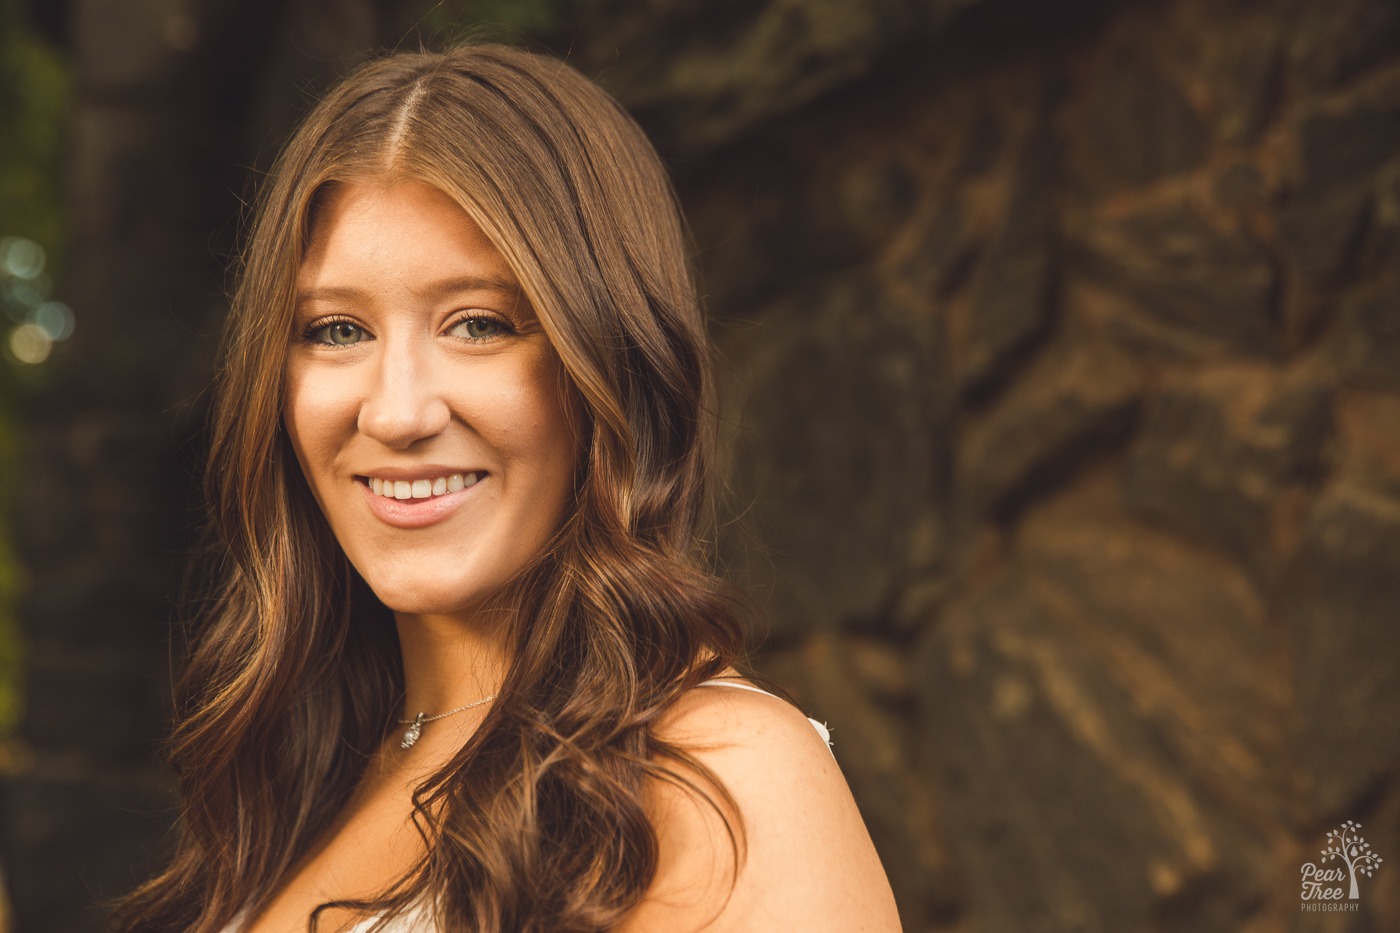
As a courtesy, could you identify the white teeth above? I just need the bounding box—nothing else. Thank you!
[368,472,481,501]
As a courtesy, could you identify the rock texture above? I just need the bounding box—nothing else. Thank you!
[678,0,1400,930]
[5,0,1400,930]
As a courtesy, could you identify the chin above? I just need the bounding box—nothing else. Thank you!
[385,591,487,618]
[357,572,482,618]
[350,544,546,620]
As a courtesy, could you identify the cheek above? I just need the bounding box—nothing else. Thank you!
[516,354,582,480]
[282,360,356,477]
[476,354,580,510]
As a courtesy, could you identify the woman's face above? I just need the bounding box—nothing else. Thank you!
[284,178,579,618]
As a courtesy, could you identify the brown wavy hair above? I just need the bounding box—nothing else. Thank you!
[115,44,753,933]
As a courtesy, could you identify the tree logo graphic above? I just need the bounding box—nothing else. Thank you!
[1321,821,1383,899]
[1300,820,1384,908]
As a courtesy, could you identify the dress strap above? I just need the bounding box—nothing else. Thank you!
[696,679,780,699]
[694,679,835,755]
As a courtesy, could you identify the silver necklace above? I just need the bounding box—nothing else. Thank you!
[397,694,498,749]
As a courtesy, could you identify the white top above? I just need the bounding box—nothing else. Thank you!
[223,679,832,932]
[693,678,836,753]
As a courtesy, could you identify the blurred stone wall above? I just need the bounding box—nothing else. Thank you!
[680,1,1400,930]
[4,0,1399,931]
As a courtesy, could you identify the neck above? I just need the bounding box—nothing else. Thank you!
[394,608,512,718]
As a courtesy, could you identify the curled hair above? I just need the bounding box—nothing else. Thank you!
[116,45,751,933]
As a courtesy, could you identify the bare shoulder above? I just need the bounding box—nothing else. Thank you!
[618,680,903,933]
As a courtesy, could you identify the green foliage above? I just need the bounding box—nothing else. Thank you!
[0,528,18,737]
[0,0,71,736]
[418,0,572,45]
[0,0,69,259]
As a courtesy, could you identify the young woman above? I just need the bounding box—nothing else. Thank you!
[116,44,901,933]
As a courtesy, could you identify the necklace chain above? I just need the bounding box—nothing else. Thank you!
[397,693,498,749]
[396,694,498,725]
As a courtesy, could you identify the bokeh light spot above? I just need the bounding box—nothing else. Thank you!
[10,323,53,364]
[0,237,45,280]
[34,301,74,340]
[4,274,50,309]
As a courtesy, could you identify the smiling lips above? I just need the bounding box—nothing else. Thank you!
[359,470,486,530]
[365,471,485,500]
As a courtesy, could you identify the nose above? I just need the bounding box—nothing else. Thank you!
[357,339,451,449]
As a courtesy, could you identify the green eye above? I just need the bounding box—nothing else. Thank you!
[308,320,366,346]
[451,316,507,341]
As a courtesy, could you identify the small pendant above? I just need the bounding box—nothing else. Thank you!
[401,713,425,749]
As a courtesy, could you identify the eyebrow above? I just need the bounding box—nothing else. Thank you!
[296,274,525,306]
[413,274,524,302]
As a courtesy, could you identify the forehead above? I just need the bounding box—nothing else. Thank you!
[298,178,519,293]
